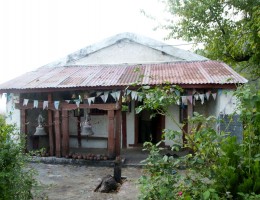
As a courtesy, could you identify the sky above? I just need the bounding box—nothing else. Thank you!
[0,0,192,113]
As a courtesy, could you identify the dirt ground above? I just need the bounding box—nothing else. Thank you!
[31,163,143,200]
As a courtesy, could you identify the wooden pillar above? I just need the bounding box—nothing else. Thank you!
[62,109,69,157]
[122,112,127,148]
[115,109,122,156]
[108,110,115,159]
[187,90,194,133]
[54,110,61,157]
[20,109,27,152]
[48,94,54,156]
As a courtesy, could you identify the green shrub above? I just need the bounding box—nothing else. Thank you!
[0,115,36,200]
[138,85,260,200]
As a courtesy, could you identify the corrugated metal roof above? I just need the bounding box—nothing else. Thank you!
[0,61,247,91]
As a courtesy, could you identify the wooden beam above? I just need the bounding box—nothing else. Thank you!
[61,110,69,157]
[48,94,54,156]
[115,109,122,156]
[54,110,61,157]
[15,102,120,111]
[20,109,27,152]
[107,110,115,159]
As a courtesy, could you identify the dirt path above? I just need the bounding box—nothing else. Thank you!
[31,163,143,200]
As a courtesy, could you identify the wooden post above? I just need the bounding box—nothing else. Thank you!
[115,109,122,156]
[122,112,127,148]
[187,90,194,134]
[48,94,54,156]
[62,109,69,157]
[108,110,115,159]
[77,116,81,148]
[54,110,61,157]
[20,109,27,152]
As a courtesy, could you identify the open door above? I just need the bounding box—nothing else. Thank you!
[137,109,165,144]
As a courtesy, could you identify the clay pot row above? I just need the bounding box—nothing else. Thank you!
[65,153,108,161]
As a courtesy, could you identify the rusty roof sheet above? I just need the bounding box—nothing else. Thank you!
[0,61,247,91]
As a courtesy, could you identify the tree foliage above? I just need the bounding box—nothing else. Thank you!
[0,115,36,200]
[161,0,260,81]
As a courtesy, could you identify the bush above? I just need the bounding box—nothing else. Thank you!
[138,85,260,200]
[0,115,36,200]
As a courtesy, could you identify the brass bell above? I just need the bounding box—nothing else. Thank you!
[34,114,47,136]
[81,115,94,136]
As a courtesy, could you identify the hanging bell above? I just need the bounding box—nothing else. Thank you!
[81,120,94,136]
[34,114,47,136]
[34,125,47,136]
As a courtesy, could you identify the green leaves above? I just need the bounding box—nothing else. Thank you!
[163,0,260,80]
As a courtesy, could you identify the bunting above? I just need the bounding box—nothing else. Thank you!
[54,101,60,110]
[43,101,48,110]
[33,100,38,108]
[212,93,217,100]
[199,94,205,104]
[187,95,193,105]
[23,99,29,106]
[181,96,188,105]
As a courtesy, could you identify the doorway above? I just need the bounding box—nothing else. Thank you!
[136,109,165,144]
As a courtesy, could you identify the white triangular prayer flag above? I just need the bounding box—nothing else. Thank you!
[205,91,211,100]
[65,100,70,103]
[176,99,180,105]
[199,94,205,104]
[100,95,106,102]
[193,99,196,105]
[104,92,109,102]
[75,100,80,107]
[212,93,217,100]
[194,94,199,100]
[187,96,193,105]
[87,97,95,105]
[111,92,117,101]
[43,101,48,110]
[138,94,143,102]
[23,99,29,106]
[131,91,138,100]
[33,100,38,108]
[96,91,102,97]
[54,101,60,110]
[181,96,188,105]
[115,91,121,101]
[126,90,131,95]
[175,90,180,96]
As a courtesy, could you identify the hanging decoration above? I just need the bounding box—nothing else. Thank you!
[187,95,193,105]
[43,101,48,110]
[54,101,60,110]
[33,100,38,108]
[181,96,188,105]
[212,93,217,100]
[23,99,29,106]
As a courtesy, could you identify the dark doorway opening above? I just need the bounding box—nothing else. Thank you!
[137,109,165,144]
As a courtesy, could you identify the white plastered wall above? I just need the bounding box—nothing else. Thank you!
[164,104,182,146]
[126,101,135,147]
[73,40,179,65]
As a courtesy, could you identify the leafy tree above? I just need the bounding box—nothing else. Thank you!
[0,115,37,200]
[160,0,260,81]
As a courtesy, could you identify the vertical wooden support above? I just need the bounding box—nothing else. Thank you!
[48,94,54,156]
[62,109,69,157]
[20,109,27,152]
[187,90,194,134]
[115,109,122,156]
[77,116,81,148]
[122,112,127,148]
[54,110,61,157]
[108,110,115,159]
